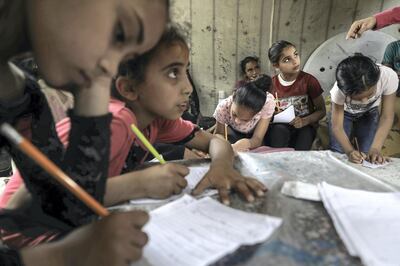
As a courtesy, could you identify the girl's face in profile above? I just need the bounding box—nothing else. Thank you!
[275,46,301,75]
[230,103,255,124]
[28,0,167,90]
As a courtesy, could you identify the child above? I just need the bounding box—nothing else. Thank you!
[3,26,267,211]
[0,0,168,264]
[214,75,275,152]
[382,40,400,96]
[234,56,262,89]
[265,40,326,150]
[329,54,398,164]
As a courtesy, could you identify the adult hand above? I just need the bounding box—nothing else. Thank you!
[192,161,267,205]
[346,16,376,39]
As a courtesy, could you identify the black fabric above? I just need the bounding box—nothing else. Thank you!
[0,73,111,234]
[0,246,24,266]
[265,124,316,150]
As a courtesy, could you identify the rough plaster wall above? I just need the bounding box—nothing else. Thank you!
[170,0,400,116]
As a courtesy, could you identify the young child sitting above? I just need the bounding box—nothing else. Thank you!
[214,75,275,152]
[329,54,398,164]
[234,56,262,90]
[0,0,168,264]
[2,26,267,210]
[265,40,326,150]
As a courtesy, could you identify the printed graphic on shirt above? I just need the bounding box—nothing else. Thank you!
[344,95,380,113]
[278,95,310,117]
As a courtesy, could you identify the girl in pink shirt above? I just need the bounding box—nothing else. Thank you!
[214,75,275,152]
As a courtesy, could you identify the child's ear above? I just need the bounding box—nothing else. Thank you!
[115,77,138,101]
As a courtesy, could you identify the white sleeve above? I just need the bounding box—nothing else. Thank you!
[381,66,399,95]
[330,82,346,105]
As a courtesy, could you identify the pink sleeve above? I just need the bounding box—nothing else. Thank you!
[156,118,196,143]
[260,93,276,119]
[374,6,400,29]
[213,98,230,124]
[0,170,24,208]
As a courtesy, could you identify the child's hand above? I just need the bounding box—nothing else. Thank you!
[347,150,366,164]
[53,210,149,266]
[142,163,189,198]
[192,161,267,205]
[367,148,387,164]
[289,116,306,128]
[232,139,251,152]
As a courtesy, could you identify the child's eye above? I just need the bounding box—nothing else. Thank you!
[168,69,178,79]
[114,21,126,44]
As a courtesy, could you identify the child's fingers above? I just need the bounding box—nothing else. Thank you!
[235,181,254,202]
[177,177,188,188]
[191,178,210,196]
[173,185,184,195]
[218,188,230,205]
[169,163,190,177]
[245,178,267,196]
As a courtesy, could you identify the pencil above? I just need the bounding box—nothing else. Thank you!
[354,137,362,158]
[0,123,109,217]
[130,124,166,164]
[275,92,281,111]
[224,123,228,141]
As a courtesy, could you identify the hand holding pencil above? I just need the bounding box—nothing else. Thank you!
[347,137,366,164]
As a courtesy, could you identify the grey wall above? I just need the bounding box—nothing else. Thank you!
[171,0,400,115]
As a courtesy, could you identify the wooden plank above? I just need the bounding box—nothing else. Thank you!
[259,0,276,75]
[275,0,306,49]
[301,0,332,65]
[327,0,358,38]
[236,0,263,80]
[191,0,215,116]
[214,0,238,97]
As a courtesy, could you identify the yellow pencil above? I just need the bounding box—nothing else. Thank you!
[130,124,166,164]
[0,123,109,217]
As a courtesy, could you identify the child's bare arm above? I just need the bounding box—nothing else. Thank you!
[369,93,396,163]
[6,185,31,210]
[214,121,225,135]
[232,118,270,151]
[331,103,355,155]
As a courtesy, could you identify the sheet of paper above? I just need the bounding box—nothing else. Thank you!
[281,181,321,201]
[362,160,388,169]
[273,105,295,123]
[130,166,217,205]
[143,195,282,266]
[319,182,400,266]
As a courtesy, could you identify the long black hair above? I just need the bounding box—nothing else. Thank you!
[232,75,271,113]
[336,54,380,96]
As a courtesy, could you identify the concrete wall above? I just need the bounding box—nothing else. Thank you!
[171,0,400,115]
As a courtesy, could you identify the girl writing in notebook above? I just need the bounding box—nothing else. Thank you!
[0,0,167,264]
[330,54,397,164]
[2,26,267,210]
[265,40,326,150]
[213,75,275,152]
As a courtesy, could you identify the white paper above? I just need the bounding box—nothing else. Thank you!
[362,160,388,169]
[273,105,295,123]
[319,182,400,266]
[281,181,321,201]
[143,195,282,266]
[130,166,217,204]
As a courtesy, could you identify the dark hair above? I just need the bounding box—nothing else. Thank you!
[11,53,39,79]
[268,40,296,64]
[240,56,259,74]
[336,54,380,96]
[232,75,271,113]
[111,25,187,99]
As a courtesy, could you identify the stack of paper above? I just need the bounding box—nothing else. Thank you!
[319,182,400,266]
[130,166,217,204]
[143,195,282,266]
